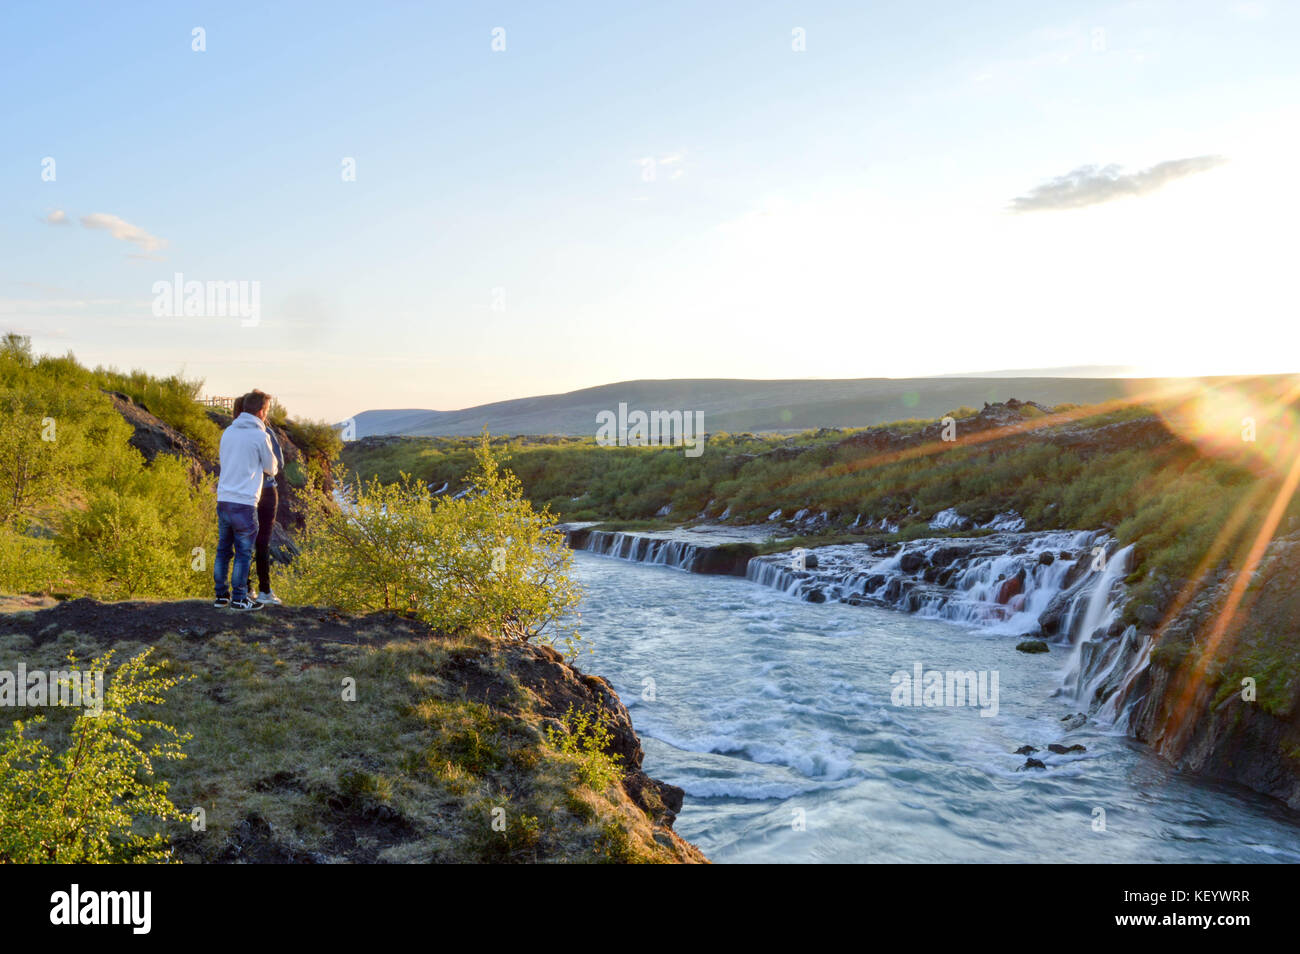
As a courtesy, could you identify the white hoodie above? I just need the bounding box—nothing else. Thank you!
[217,413,279,506]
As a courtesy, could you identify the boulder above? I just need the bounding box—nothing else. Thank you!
[996,568,1026,605]
[899,551,926,573]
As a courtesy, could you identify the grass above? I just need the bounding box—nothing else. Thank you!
[0,608,702,863]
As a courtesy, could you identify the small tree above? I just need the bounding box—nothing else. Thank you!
[0,649,191,863]
[284,432,581,648]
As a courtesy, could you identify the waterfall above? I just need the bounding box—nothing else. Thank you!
[577,529,706,572]
[1058,544,1136,708]
[744,529,1100,635]
[575,524,1155,726]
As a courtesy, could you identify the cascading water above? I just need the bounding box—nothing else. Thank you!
[579,529,708,571]
[571,524,1159,727]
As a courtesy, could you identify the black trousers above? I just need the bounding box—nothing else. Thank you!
[250,485,278,594]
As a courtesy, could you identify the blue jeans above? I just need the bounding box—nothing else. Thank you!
[214,502,259,602]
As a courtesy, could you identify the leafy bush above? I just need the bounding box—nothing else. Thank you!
[0,334,217,601]
[0,525,70,594]
[546,704,623,791]
[283,417,343,465]
[283,433,580,647]
[0,648,191,863]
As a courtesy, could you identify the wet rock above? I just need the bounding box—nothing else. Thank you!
[996,568,1027,605]
[899,551,926,573]
[1014,745,1038,755]
[1048,743,1087,754]
[929,546,963,567]
[1018,758,1047,771]
[1016,639,1050,654]
[1038,590,1074,637]
[803,553,819,569]
[1061,713,1087,731]
[1038,551,1055,566]
[806,588,827,603]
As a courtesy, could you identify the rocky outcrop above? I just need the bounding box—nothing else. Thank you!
[103,390,211,480]
[504,641,687,826]
[1122,531,1300,810]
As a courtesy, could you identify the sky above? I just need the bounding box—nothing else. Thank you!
[3,0,1298,421]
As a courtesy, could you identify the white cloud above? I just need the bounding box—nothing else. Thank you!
[43,209,70,225]
[1009,156,1229,213]
[79,212,168,252]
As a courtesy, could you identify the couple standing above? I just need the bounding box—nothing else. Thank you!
[213,389,285,610]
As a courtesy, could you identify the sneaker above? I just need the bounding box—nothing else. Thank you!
[229,598,264,612]
[257,591,282,605]
[213,597,230,608]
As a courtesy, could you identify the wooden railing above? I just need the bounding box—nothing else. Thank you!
[198,396,236,411]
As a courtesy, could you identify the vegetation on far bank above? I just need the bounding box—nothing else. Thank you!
[342,383,1300,646]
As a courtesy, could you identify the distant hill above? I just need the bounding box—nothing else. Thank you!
[346,376,1156,437]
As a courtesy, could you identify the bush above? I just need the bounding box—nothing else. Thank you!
[546,704,623,791]
[0,525,70,594]
[59,455,215,600]
[283,433,581,648]
[0,648,191,863]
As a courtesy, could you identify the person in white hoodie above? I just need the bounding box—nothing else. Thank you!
[213,389,278,610]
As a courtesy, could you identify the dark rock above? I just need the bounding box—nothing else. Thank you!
[806,588,827,603]
[1016,639,1050,654]
[1048,743,1087,754]
[899,551,926,573]
[803,553,819,569]
[996,568,1026,605]
[929,546,963,567]
[1061,713,1087,731]
[691,542,756,576]
[1018,758,1047,771]
[1014,745,1038,755]
[1038,551,1055,566]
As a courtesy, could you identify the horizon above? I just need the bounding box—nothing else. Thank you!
[6,1,1299,421]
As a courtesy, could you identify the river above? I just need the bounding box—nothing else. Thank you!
[569,550,1300,863]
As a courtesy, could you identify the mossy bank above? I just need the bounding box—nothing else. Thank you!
[0,599,706,864]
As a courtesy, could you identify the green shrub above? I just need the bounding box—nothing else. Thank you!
[0,525,69,594]
[0,648,191,863]
[546,704,623,791]
[283,433,581,648]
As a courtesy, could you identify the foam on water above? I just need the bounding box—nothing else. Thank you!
[570,549,1300,863]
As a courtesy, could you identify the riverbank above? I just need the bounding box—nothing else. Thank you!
[0,599,706,863]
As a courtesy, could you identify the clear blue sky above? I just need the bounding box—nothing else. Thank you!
[4,0,1297,419]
